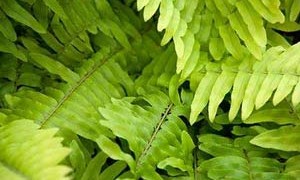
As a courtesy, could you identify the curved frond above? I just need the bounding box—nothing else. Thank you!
[0,120,70,180]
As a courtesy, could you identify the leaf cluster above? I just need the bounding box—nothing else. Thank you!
[0,0,300,179]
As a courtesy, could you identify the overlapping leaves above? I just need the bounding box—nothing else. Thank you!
[137,0,299,74]
[0,0,300,179]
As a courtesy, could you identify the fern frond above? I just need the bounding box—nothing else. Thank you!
[97,89,195,179]
[190,42,300,124]
[3,48,134,141]
[39,0,103,65]
[136,0,297,74]
[0,120,70,180]
[198,133,296,179]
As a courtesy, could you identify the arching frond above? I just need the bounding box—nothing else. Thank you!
[0,120,70,180]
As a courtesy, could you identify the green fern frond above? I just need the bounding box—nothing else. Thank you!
[0,0,299,179]
[0,120,70,180]
[3,48,134,141]
[136,0,297,74]
[190,42,300,124]
[38,0,108,65]
[198,133,297,179]
[97,89,195,179]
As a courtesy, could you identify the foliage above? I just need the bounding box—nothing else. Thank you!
[0,0,300,179]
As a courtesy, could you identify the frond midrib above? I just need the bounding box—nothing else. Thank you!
[136,103,173,167]
[40,47,123,128]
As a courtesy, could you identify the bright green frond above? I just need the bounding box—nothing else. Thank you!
[136,0,295,74]
[97,89,195,179]
[190,42,300,124]
[0,120,70,180]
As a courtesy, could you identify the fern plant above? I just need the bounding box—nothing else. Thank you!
[0,0,300,179]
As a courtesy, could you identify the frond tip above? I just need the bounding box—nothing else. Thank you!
[0,120,71,180]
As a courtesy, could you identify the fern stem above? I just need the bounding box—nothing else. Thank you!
[39,48,123,128]
[136,103,173,167]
